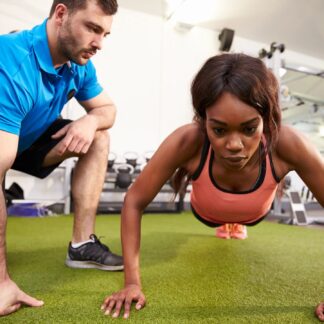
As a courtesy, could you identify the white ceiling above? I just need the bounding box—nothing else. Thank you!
[119,0,324,60]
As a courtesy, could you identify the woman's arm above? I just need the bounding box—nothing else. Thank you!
[275,125,324,206]
[101,123,203,319]
[276,126,324,322]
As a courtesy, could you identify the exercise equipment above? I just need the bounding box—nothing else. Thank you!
[218,28,235,52]
[5,182,24,206]
[114,163,134,189]
[7,202,51,217]
[107,152,117,170]
[287,191,308,225]
[259,41,285,81]
[96,152,186,214]
[271,181,309,226]
[259,42,285,59]
[143,150,155,162]
[123,152,139,168]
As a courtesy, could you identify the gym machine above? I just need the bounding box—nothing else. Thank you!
[259,43,324,226]
[270,175,324,226]
[271,177,309,225]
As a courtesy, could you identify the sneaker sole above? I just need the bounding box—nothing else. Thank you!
[231,236,248,240]
[65,259,124,271]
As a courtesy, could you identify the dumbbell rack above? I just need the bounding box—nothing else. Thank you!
[96,164,184,214]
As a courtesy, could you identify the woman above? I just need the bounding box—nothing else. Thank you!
[101,53,324,320]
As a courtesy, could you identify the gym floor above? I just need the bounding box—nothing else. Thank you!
[5,212,324,323]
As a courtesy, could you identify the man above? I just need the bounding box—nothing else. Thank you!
[0,0,123,316]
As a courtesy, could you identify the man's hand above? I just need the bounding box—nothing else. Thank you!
[315,302,324,322]
[101,284,146,319]
[52,115,98,155]
[0,279,44,316]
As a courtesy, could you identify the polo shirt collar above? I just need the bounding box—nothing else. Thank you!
[32,18,75,77]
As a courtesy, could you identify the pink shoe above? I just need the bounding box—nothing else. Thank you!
[216,224,232,239]
[230,224,248,240]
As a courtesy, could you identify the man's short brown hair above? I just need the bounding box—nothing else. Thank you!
[49,0,118,17]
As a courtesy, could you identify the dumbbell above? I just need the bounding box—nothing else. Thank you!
[270,42,285,53]
[114,164,135,189]
[123,152,139,168]
[108,152,117,170]
[143,150,155,162]
[259,48,272,59]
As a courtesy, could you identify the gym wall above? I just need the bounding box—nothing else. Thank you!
[2,3,323,203]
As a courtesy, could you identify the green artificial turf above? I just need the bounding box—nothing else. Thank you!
[2,212,324,323]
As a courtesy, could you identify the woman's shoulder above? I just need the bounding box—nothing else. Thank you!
[274,124,317,170]
[169,122,205,150]
[163,122,205,170]
[277,125,310,152]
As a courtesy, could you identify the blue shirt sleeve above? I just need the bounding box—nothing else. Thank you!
[74,60,103,102]
[0,67,32,136]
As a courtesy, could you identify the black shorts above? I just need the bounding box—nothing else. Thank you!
[11,119,72,179]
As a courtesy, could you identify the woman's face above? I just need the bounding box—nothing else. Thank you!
[205,92,263,170]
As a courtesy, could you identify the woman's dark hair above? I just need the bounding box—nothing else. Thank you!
[172,53,281,195]
[191,53,281,150]
[49,0,118,17]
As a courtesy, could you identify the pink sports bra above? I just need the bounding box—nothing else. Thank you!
[190,139,280,226]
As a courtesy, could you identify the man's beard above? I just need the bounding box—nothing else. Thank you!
[58,21,87,65]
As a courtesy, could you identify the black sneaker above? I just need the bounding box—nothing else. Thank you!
[65,234,124,271]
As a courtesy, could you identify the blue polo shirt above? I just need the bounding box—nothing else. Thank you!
[0,19,103,154]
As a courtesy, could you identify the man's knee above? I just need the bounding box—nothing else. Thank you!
[91,130,109,153]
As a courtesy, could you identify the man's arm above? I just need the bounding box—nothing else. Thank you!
[0,130,44,316]
[0,131,18,282]
[51,91,116,155]
[79,90,117,130]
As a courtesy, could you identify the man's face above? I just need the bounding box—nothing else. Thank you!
[57,1,113,65]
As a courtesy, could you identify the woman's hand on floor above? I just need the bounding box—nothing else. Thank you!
[316,302,324,322]
[101,284,146,319]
